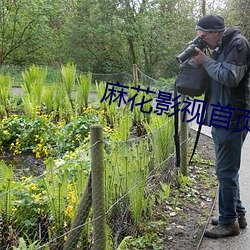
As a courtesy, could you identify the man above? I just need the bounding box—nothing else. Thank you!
[192,15,250,238]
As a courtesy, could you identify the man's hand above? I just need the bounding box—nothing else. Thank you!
[192,47,207,64]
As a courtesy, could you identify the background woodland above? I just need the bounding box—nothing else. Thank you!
[0,0,249,80]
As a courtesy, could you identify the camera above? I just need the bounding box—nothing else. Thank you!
[176,36,208,64]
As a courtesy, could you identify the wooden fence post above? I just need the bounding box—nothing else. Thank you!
[91,124,106,250]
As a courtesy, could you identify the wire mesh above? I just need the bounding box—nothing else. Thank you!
[0,66,191,249]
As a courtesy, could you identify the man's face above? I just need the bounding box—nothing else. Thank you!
[196,30,222,49]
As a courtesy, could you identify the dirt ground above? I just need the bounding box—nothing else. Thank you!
[158,130,217,250]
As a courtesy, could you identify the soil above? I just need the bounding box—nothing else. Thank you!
[158,130,217,250]
[0,152,45,180]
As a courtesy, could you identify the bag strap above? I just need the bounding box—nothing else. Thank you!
[174,82,208,167]
[188,91,207,164]
[174,81,180,168]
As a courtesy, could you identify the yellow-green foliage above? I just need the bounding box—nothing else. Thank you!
[0,160,14,221]
[105,137,152,224]
[77,72,92,110]
[21,65,47,118]
[60,62,76,100]
[0,73,12,106]
[144,114,175,164]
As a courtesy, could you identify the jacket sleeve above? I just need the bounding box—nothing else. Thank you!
[203,37,250,87]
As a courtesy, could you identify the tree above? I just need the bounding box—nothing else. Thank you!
[0,0,50,65]
[220,0,250,39]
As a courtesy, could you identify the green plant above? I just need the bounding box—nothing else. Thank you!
[76,72,92,110]
[178,173,191,189]
[21,65,47,118]
[0,73,12,116]
[117,233,163,250]
[43,84,56,114]
[111,107,133,141]
[0,161,15,222]
[13,233,49,250]
[105,136,153,231]
[129,84,153,126]
[144,114,175,164]
[158,182,171,203]
[12,177,49,241]
[96,81,106,110]
[60,62,76,102]
[172,190,180,210]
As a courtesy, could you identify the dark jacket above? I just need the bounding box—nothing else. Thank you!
[203,26,250,130]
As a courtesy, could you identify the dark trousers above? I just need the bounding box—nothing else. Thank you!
[211,126,248,225]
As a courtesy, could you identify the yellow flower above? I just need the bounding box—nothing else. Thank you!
[71,195,76,204]
[12,207,17,212]
[32,193,42,201]
[3,130,9,135]
[36,152,41,159]
[65,205,74,218]
[26,183,37,191]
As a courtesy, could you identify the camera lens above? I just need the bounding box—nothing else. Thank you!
[176,36,208,63]
[176,45,198,63]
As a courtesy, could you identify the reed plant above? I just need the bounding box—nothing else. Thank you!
[21,65,47,118]
[112,108,133,141]
[0,161,14,222]
[105,136,153,226]
[96,81,118,127]
[60,63,76,103]
[52,82,73,122]
[0,73,12,116]
[76,72,92,111]
[43,159,67,223]
[144,114,175,164]
[43,84,56,114]
[129,85,153,126]
[96,81,107,110]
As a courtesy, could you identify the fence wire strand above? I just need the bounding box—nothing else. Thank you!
[0,67,191,250]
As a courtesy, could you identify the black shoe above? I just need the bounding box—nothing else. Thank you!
[204,222,240,238]
[211,214,247,229]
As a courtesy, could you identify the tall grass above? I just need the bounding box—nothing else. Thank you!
[76,72,92,112]
[61,63,76,102]
[0,161,14,222]
[0,73,12,116]
[144,114,175,164]
[21,65,47,118]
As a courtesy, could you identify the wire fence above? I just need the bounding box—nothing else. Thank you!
[0,65,190,249]
[1,64,174,91]
[0,116,191,249]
